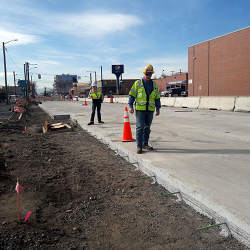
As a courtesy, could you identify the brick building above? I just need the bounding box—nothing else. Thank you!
[53,74,77,95]
[188,26,250,96]
[96,79,138,95]
[153,73,188,92]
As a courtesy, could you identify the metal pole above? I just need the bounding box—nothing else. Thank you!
[2,42,8,104]
[24,63,26,98]
[116,75,120,95]
[13,71,16,95]
[89,73,92,85]
[27,63,30,102]
[25,62,29,102]
[101,66,103,90]
[94,71,97,82]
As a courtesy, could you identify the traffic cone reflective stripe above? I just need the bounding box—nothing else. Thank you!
[121,106,136,142]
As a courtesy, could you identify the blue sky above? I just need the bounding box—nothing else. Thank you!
[0,0,249,89]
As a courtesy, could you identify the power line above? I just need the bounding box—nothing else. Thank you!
[4,48,23,73]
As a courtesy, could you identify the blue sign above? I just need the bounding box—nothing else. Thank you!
[112,65,124,75]
[18,80,27,88]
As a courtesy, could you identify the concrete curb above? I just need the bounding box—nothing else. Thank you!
[174,97,200,109]
[196,96,236,111]
[103,96,250,112]
[77,120,250,248]
[234,97,250,112]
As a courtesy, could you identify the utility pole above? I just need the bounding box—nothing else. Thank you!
[101,65,103,90]
[24,62,29,102]
[27,63,30,101]
[24,63,26,98]
[94,71,97,83]
[89,73,92,85]
[2,42,8,104]
[13,71,16,95]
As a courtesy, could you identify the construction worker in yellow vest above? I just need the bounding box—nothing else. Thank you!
[129,64,161,154]
[88,82,104,125]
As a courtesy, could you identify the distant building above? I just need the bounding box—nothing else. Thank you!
[97,79,138,95]
[153,73,188,92]
[73,82,90,97]
[53,74,78,95]
[188,26,250,96]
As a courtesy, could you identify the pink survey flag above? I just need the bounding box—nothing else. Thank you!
[15,180,24,194]
[24,211,32,222]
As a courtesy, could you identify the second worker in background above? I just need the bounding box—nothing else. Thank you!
[88,82,104,125]
[128,64,161,154]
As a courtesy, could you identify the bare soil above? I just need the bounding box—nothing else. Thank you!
[0,105,248,250]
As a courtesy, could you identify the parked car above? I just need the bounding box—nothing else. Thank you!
[181,90,188,97]
[160,91,168,97]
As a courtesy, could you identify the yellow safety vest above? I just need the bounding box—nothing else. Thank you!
[129,79,160,111]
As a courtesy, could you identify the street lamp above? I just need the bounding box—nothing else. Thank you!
[2,39,18,104]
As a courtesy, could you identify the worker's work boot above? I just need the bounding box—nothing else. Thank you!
[137,147,143,154]
[142,145,154,151]
[88,122,94,125]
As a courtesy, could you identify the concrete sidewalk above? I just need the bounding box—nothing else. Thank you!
[40,101,250,247]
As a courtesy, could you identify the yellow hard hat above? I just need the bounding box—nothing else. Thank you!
[142,64,154,74]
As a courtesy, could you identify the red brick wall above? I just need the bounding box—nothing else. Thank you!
[154,73,188,91]
[188,27,250,96]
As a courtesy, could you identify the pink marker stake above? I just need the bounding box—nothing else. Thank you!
[15,178,24,222]
[24,211,32,222]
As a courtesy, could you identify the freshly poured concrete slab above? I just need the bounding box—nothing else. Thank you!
[40,101,250,247]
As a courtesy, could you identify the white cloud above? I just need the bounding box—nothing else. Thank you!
[0,72,15,77]
[0,28,40,45]
[35,60,61,66]
[56,12,143,37]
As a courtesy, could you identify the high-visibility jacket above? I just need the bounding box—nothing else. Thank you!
[91,91,102,99]
[129,79,160,111]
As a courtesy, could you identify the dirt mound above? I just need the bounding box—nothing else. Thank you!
[0,105,248,249]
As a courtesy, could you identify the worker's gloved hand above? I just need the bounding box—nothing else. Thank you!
[155,110,160,116]
[129,108,134,114]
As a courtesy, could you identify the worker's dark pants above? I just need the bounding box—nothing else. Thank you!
[90,102,102,122]
[136,110,154,148]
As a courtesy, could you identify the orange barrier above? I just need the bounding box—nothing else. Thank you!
[110,96,113,103]
[121,106,136,142]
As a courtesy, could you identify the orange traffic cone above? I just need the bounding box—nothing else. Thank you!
[121,106,136,142]
[110,96,113,103]
[84,99,87,106]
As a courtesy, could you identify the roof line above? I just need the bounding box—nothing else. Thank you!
[189,26,250,47]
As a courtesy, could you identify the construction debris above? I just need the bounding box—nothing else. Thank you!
[43,121,71,133]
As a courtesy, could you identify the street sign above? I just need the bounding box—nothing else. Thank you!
[18,80,26,88]
[112,65,124,95]
[112,65,124,75]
